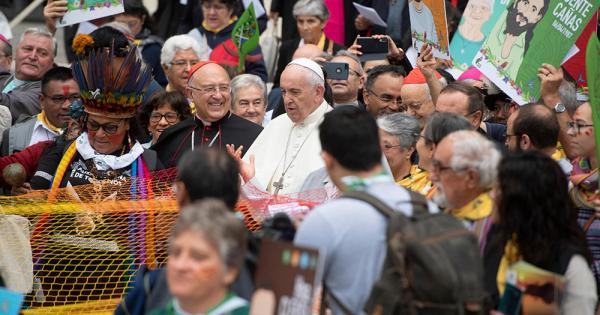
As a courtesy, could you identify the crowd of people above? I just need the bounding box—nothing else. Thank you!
[0,0,599,314]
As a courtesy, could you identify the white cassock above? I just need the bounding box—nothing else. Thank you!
[243,100,332,195]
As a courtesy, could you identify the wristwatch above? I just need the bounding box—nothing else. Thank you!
[554,102,566,113]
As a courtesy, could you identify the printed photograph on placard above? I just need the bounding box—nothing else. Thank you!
[473,0,599,104]
[58,0,125,28]
[409,0,451,59]
[449,0,509,71]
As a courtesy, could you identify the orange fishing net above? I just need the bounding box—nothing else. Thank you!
[0,168,328,314]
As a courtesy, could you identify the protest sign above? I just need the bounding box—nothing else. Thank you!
[408,0,451,59]
[450,0,509,70]
[57,0,124,28]
[250,239,323,315]
[474,0,600,104]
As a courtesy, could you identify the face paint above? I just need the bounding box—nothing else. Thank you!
[195,264,219,283]
[63,85,70,97]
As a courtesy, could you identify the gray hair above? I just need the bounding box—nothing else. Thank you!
[293,0,329,21]
[334,50,363,75]
[423,112,471,146]
[19,27,57,57]
[377,113,420,149]
[170,199,247,272]
[559,80,579,115]
[446,130,501,189]
[161,34,208,67]
[230,74,267,107]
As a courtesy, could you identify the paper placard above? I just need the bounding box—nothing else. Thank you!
[57,0,125,28]
[408,0,451,59]
[353,2,387,27]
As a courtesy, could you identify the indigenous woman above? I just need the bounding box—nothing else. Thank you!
[28,41,161,307]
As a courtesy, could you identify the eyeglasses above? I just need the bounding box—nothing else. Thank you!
[170,59,200,68]
[237,100,264,110]
[567,121,594,133]
[44,94,81,105]
[188,84,231,95]
[431,159,463,174]
[382,143,403,151]
[150,112,179,123]
[86,119,124,135]
[349,69,362,77]
[368,90,403,107]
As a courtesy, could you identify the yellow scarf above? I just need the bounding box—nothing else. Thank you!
[450,192,493,221]
[316,33,326,51]
[551,141,566,161]
[496,238,520,296]
[202,17,238,33]
[397,165,429,191]
[38,111,62,134]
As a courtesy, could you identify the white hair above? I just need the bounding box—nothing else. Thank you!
[446,130,500,189]
[161,34,208,67]
[230,74,267,106]
[19,27,57,57]
[293,0,329,21]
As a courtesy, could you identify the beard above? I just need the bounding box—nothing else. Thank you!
[504,3,535,37]
[432,185,451,209]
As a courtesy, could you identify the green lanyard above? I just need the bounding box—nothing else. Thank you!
[340,171,392,193]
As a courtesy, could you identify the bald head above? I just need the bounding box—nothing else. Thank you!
[293,44,323,60]
[187,63,232,122]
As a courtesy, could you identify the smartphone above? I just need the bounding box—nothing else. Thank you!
[497,283,523,315]
[357,37,389,61]
[324,62,349,81]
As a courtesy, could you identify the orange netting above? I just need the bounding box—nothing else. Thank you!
[0,167,328,314]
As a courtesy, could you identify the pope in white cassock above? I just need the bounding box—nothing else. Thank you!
[242,58,332,195]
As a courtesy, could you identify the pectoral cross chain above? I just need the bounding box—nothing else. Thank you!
[273,176,284,196]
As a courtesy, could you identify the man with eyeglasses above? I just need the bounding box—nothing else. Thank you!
[429,130,500,247]
[327,51,364,108]
[160,35,208,97]
[152,61,263,168]
[362,64,406,118]
[0,28,56,124]
[1,67,79,156]
[504,103,572,173]
[435,81,507,145]
[401,67,444,128]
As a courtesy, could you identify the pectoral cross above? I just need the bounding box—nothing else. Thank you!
[273,176,284,196]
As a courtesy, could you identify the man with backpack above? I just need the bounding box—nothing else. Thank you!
[295,106,488,314]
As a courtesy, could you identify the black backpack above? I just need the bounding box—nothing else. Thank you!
[335,190,489,315]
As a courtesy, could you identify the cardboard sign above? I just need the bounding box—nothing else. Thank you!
[473,0,600,104]
[408,0,451,59]
[250,239,323,315]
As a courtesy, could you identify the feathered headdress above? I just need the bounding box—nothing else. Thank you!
[71,46,152,119]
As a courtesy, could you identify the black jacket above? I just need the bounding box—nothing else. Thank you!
[152,113,263,168]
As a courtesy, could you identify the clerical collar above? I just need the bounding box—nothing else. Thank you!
[295,101,328,126]
[334,100,359,107]
[195,111,232,126]
[341,171,392,192]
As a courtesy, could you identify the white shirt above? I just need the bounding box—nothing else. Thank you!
[243,100,331,195]
[28,118,61,146]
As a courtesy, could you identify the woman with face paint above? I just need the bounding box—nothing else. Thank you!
[30,39,161,191]
[149,199,249,315]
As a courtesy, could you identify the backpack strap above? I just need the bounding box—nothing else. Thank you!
[320,284,353,315]
[344,189,429,218]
